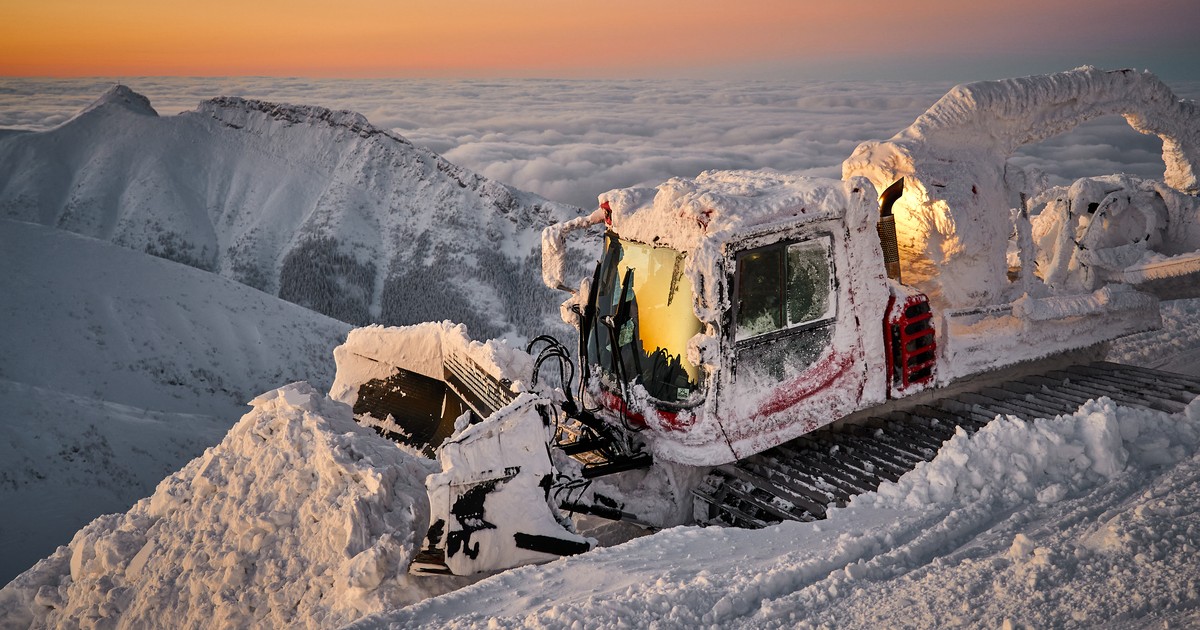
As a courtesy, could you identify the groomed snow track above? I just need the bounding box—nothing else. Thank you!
[693,362,1200,528]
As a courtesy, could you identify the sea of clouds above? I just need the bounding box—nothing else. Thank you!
[2,77,1196,209]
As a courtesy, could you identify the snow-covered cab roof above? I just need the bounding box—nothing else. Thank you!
[598,169,869,256]
[542,170,876,302]
[536,170,880,328]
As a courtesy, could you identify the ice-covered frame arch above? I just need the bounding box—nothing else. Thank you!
[843,66,1200,308]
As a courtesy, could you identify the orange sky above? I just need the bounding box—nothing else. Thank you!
[2,0,1197,78]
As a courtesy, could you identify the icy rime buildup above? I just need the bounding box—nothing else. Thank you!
[0,383,465,629]
[844,67,1200,308]
[330,321,535,407]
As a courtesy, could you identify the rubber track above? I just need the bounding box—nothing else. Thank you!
[693,362,1200,528]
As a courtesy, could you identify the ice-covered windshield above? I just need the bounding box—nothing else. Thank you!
[586,233,703,404]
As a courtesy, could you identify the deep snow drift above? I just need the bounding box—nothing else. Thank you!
[0,383,469,629]
[0,219,351,584]
[0,86,583,340]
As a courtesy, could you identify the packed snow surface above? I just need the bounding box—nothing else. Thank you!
[0,383,470,629]
[353,395,1200,630]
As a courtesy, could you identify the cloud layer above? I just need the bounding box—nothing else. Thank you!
[3,77,1197,208]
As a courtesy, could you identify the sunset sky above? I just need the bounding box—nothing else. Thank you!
[2,0,1198,80]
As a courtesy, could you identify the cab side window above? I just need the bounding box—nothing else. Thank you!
[785,239,834,326]
[735,236,835,341]
[735,248,783,338]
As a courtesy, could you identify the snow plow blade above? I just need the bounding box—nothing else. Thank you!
[330,325,596,575]
[411,395,592,575]
[330,323,526,456]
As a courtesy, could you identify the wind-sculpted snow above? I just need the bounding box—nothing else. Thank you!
[0,383,472,629]
[844,66,1200,308]
[0,86,586,340]
[350,396,1200,630]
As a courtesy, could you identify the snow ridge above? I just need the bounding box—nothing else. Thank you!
[199,97,404,142]
[80,85,159,118]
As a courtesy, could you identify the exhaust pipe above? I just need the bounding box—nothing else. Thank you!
[877,178,904,283]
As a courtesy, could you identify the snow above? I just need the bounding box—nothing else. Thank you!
[599,169,862,258]
[351,394,1200,630]
[938,285,1160,382]
[1108,298,1200,375]
[10,267,1196,630]
[540,207,605,293]
[577,138,1194,465]
[0,87,583,341]
[584,171,891,466]
[76,85,157,119]
[0,383,472,629]
[4,70,1200,630]
[1029,173,1200,292]
[10,363,1200,629]
[330,322,535,409]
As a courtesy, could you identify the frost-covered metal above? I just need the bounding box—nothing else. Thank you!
[844,66,1200,308]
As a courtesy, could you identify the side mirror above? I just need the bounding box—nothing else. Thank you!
[541,208,606,293]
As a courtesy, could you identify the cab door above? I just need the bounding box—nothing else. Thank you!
[721,231,867,457]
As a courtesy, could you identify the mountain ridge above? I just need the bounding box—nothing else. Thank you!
[0,88,588,340]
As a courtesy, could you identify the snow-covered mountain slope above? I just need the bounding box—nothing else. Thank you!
[0,86,583,340]
[0,383,472,629]
[0,219,351,584]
